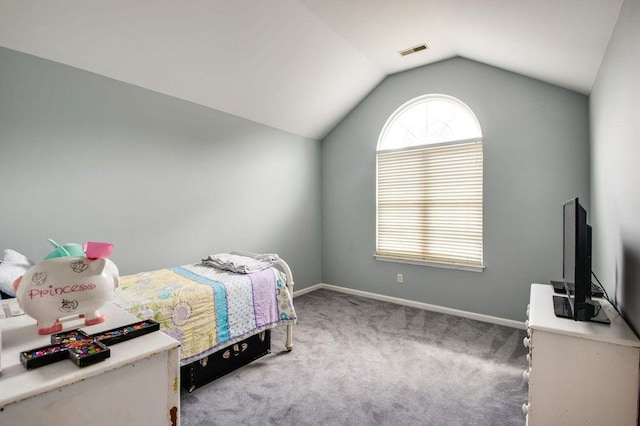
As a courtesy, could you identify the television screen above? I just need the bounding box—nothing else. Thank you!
[562,199,577,295]
[553,198,609,323]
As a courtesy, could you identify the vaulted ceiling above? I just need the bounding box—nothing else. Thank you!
[0,0,624,140]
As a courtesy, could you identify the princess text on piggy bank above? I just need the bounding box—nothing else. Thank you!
[13,257,120,335]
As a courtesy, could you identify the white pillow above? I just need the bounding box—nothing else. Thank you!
[0,249,35,297]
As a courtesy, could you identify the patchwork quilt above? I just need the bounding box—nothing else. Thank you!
[113,263,296,365]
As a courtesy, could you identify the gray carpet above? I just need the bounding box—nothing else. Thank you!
[181,289,528,425]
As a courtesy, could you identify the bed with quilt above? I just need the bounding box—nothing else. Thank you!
[112,251,296,392]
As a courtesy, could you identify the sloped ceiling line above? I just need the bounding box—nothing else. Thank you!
[0,0,624,140]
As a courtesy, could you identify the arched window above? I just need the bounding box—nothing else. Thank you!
[376,94,484,270]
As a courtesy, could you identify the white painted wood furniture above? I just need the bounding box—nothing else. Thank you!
[523,284,640,425]
[0,302,180,426]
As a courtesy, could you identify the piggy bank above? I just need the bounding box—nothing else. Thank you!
[13,256,120,335]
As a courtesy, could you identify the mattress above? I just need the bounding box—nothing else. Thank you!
[112,263,296,365]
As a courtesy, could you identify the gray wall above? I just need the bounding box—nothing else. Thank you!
[0,44,599,323]
[322,57,590,321]
[0,47,321,288]
[590,0,640,333]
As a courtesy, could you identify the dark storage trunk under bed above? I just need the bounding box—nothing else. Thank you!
[181,330,271,392]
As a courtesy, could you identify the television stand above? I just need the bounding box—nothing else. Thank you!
[552,295,610,324]
[524,284,640,425]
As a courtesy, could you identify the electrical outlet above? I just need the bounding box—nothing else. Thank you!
[397,273,403,284]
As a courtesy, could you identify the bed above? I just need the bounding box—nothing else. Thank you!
[111,251,296,392]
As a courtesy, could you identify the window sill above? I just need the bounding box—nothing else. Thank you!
[374,255,485,273]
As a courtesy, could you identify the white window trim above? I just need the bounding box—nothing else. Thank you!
[377,93,482,151]
[375,94,484,271]
[374,254,485,273]
[377,137,484,155]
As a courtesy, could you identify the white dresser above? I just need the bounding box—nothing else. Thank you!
[0,302,180,426]
[523,284,640,425]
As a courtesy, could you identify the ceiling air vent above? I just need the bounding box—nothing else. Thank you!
[399,43,429,57]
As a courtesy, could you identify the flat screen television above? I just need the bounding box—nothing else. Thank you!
[553,198,609,323]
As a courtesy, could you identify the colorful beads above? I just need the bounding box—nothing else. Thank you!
[20,320,158,369]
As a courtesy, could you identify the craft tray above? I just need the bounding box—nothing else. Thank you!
[21,330,111,369]
[92,319,160,346]
[20,320,159,369]
[20,343,73,369]
[67,341,110,367]
[51,329,93,344]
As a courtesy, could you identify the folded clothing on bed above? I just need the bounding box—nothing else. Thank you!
[201,253,279,274]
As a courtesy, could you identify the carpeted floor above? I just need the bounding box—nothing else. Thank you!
[181,289,528,425]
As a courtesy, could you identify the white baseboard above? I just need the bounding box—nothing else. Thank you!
[294,283,526,330]
[292,283,325,298]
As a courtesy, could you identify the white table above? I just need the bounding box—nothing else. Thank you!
[0,302,180,426]
[523,284,640,425]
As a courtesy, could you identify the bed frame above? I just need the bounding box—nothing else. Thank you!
[232,250,294,351]
[181,250,295,392]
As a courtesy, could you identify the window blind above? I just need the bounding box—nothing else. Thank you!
[376,140,483,267]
